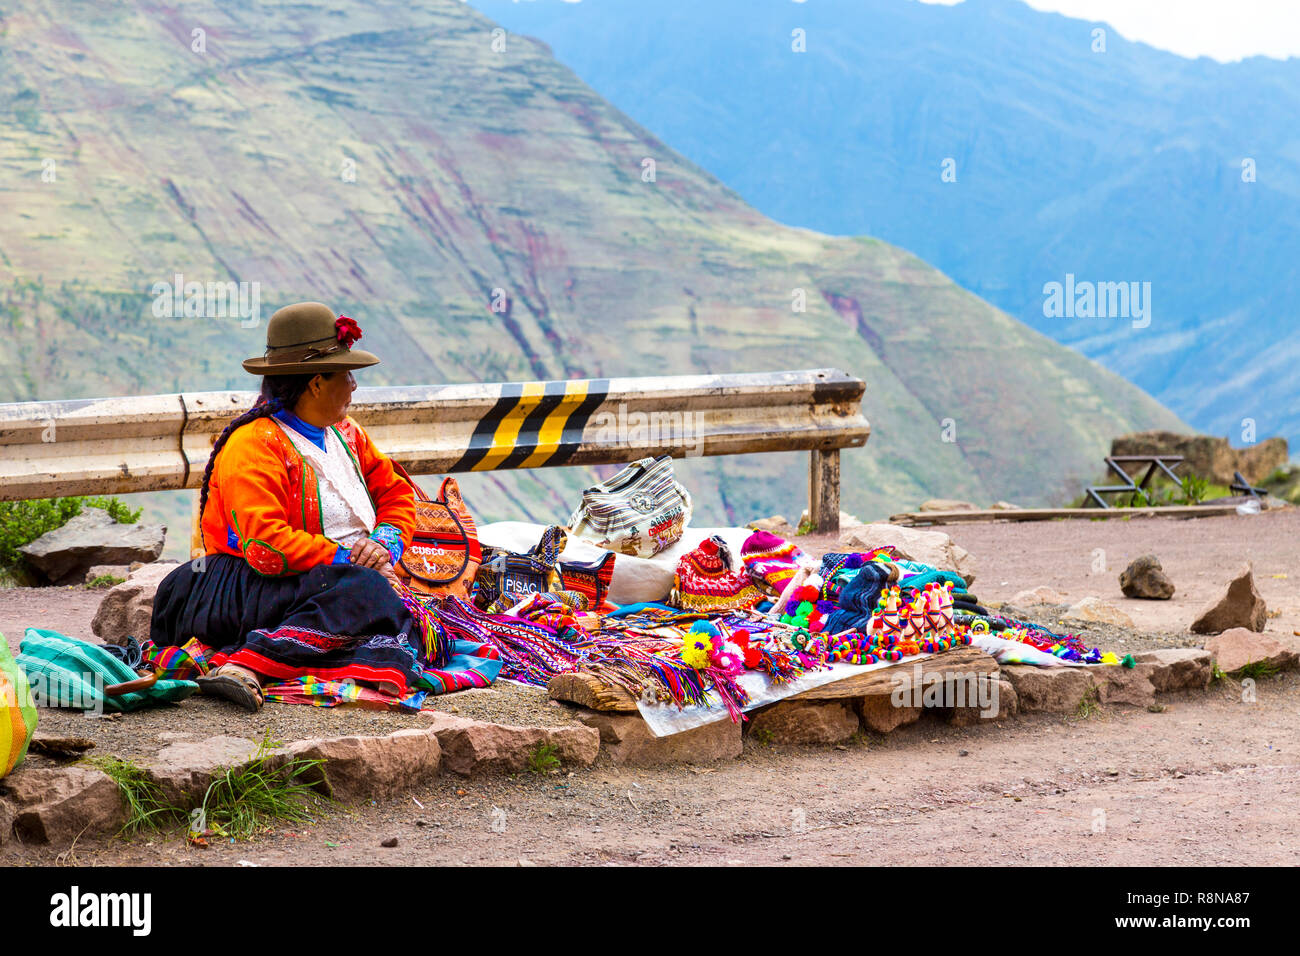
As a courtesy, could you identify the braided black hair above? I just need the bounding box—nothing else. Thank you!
[196,373,317,549]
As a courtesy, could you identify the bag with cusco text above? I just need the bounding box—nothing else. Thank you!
[393,467,482,603]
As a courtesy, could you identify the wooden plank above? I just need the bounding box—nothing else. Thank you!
[889,504,1242,526]
[548,671,641,712]
[790,645,998,701]
[808,448,840,534]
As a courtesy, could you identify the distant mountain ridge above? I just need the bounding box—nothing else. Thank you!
[0,0,1182,541]
[474,0,1300,453]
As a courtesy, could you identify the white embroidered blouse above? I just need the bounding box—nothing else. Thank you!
[273,418,377,550]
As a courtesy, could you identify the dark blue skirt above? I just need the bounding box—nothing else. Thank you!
[150,555,425,695]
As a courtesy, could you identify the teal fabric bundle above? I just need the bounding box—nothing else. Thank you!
[17,628,198,713]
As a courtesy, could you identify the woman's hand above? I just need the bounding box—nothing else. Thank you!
[349,537,392,570]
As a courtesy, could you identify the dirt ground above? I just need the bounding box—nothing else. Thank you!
[2,509,1297,866]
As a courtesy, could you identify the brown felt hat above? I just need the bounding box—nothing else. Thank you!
[242,301,380,375]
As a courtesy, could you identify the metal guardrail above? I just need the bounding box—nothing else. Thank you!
[0,368,869,533]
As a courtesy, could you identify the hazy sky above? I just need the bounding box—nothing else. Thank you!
[918,0,1300,62]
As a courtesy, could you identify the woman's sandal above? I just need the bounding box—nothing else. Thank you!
[196,667,264,712]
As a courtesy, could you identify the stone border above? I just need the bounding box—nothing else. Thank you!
[0,712,598,846]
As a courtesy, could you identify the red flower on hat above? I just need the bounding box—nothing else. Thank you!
[335,315,362,348]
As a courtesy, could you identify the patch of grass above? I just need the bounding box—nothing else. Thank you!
[1236,660,1279,681]
[85,574,125,589]
[1211,664,1228,682]
[87,756,186,835]
[795,519,814,536]
[196,733,327,841]
[1075,686,1101,719]
[753,727,775,747]
[1173,474,1210,505]
[525,742,561,775]
[525,742,561,774]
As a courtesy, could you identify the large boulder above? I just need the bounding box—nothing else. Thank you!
[18,508,166,584]
[1110,431,1287,485]
[1119,554,1175,599]
[836,523,977,586]
[92,561,182,646]
[1204,628,1298,675]
[1190,564,1267,634]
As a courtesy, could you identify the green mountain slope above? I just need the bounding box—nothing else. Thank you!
[0,0,1184,543]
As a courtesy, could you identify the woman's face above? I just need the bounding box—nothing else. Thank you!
[306,370,356,425]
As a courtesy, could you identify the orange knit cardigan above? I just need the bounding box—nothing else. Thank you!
[200,416,416,576]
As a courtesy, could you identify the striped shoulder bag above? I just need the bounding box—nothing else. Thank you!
[567,455,692,558]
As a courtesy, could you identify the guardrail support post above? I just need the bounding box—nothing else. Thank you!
[808,448,840,535]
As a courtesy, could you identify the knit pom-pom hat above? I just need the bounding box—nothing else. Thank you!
[740,530,808,595]
[670,536,766,613]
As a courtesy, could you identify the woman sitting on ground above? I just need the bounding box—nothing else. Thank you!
[150,302,423,712]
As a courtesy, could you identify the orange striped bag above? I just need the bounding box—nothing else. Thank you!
[1,635,38,779]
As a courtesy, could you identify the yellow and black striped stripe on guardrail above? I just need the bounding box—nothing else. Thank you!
[451,378,610,472]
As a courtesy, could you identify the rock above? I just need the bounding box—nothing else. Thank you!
[1090,663,1157,707]
[1010,585,1067,606]
[1119,554,1175,599]
[836,523,977,586]
[747,515,795,535]
[18,507,166,584]
[991,678,1019,717]
[1064,596,1135,628]
[1190,564,1267,634]
[1111,431,1288,486]
[1133,648,1214,691]
[798,509,864,531]
[146,735,263,804]
[91,562,182,645]
[944,676,1017,725]
[381,836,398,848]
[919,499,978,512]
[1001,665,1096,713]
[1203,628,1299,675]
[575,711,740,766]
[425,713,599,775]
[855,694,922,733]
[2,766,126,845]
[280,730,442,801]
[990,501,1022,511]
[747,700,858,744]
[84,564,132,584]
